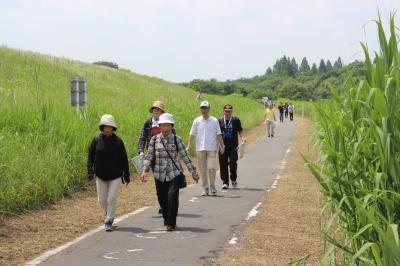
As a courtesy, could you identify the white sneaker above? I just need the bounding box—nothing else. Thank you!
[222,184,228,189]
[201,188,209,196]
[210,186,217,196]
[232,181,238,188]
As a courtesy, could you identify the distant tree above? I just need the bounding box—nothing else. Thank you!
[265,67,273,75]
[289,58,298,77]
[311,63,318,74]
[93,61,119,69]
[318,59,327,73]
[334,57,343,69]
[299,57,310,73]
[326,60,333,72]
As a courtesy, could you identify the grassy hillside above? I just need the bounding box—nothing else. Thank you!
[0,46,264,214]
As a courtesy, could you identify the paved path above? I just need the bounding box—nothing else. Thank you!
[30,120,296,266]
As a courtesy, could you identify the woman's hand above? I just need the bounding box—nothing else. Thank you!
[140,170,148,182]
[192,172,199,183]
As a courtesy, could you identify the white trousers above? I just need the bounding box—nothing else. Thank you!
[197,151,217,189]
[96,177,121,223]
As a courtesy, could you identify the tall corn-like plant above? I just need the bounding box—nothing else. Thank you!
[307,14,400,265]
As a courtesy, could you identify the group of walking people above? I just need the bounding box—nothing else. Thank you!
[263,101,295,138]
[87,100,245,232]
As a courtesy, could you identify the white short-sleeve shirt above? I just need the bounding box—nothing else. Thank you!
[189,115,222,152]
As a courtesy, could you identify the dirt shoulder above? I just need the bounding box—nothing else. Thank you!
[213,118,323,265]
[0,122,266,266]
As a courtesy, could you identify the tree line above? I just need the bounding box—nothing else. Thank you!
[180,56,364,100]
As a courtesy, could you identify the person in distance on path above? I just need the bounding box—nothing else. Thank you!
[278,102,284,123]
[140,113,199,231]
[187,101,225,196]
[87,114,130,232]
[264,103,277,138]
[288,103,295,121]
[218,104,245,189]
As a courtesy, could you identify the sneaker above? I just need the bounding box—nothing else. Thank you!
[105,222,113,232]
[201,188,209,196]
[232,181,238,188]
[271,134,274,137]
[222,184,228,189]
[105,218,114,232]
[166,225,176,231]
[210,186,217,196]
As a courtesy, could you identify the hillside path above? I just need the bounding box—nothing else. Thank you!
[29,118,296,266]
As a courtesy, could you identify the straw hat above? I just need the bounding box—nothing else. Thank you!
[149,101,165,113]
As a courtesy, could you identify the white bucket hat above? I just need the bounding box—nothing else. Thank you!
[158,113,175,125]
[99,114,117,131]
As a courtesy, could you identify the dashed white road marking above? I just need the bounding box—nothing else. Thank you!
[189,197,201,202]
[127,249,144,252]
[102,251,120,260]
[25,206,150,266]
[245,202,262,221]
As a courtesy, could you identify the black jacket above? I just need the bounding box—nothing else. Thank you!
[137,117,176,153]
[87,134,130,182]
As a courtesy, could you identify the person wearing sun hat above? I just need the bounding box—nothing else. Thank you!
[137,100,176,214]
[87,114,130,232]
[187,101,225,196]
[140,113,199,231]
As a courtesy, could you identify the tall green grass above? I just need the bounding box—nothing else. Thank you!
[306,14,400,264]
[0,47,264,215]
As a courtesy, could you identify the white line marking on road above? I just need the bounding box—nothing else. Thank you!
[25,206,150,266]
[276,175,281,180]
[245,202,262,221]
[189,197,200,202]
[136,233,157,239]
[267,189,272,192]
[228,235,238,245]
[174,234,197,240]
[102,251,120,260]
[188,184,195,188]
[127,249,144,252]
[272,180,278,186]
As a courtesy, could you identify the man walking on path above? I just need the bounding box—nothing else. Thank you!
[288,103,295,121]
[218,104,245,189]
[284,102,289,118]
[187,101,225,196]
[264,103,277,138]
[278,102,284,123]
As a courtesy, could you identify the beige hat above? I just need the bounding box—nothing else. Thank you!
[158,113,175,125]
[149,101,165,113]
[99,114,117,131]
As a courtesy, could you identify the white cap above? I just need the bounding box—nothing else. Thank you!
[99,114,117,129]
[158,113,175,125]
[200,101,210,108]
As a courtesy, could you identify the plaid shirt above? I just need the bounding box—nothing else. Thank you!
[142,133,196,182]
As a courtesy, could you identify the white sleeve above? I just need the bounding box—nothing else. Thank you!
[189,119,198,136]
[215,119,222,135]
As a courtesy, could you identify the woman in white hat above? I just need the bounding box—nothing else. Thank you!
[137,100,176,215]
[140,113,199,231]
[87,114,130,232]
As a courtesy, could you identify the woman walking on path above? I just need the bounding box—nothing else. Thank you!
[87,114,130,232]
[140,113,199,231]
[264,103,277,138]
[138,100,175,214]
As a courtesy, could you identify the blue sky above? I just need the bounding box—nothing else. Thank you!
[1,0,399,82]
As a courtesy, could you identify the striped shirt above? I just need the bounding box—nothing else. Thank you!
[142,133,196,182]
